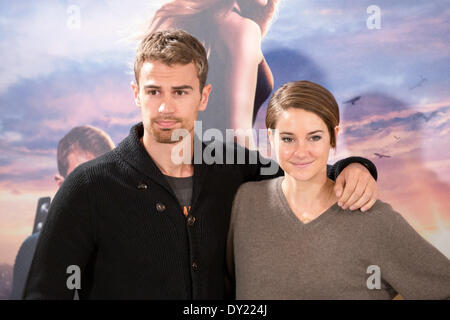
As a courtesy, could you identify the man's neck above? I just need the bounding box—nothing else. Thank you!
[141,132,194,178]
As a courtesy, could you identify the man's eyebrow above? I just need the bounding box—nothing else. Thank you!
[142,85,194,90]
[143,85,161,89]
[172,85,193,90]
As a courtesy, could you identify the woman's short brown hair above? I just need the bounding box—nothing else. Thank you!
[266,80,340,148]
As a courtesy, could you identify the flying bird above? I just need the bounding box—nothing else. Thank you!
[374,153,391,159]
[393,135,401,141]
[422,110,440,122]
[409,75,427,90]
[343,96,361,105]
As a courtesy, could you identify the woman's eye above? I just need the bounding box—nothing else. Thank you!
[281,137,293,143]
[310,135,322,141]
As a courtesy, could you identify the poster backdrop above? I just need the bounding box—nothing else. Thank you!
[1,0,449,298]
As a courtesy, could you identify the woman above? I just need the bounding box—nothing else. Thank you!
[227,80,450,299]
[147,0,277,148]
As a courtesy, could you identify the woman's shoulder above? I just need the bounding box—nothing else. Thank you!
[357,199,408,228]
[236,177,281,200]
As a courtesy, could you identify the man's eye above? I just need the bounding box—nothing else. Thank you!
[310,135,322,141]
[147,90,159,96]
[175,90,186,96]
[281,137,293,143]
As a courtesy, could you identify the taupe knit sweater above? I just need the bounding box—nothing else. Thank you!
[227,177,450,299]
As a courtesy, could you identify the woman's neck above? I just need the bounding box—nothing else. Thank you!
[281,170,338,222]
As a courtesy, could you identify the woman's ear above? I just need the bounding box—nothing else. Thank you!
[335,125,340,138]
[333,126,340,155]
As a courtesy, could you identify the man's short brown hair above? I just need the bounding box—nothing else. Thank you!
[134,29,209,91]
[266,80,340,148]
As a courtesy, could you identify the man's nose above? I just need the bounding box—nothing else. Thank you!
[158,99,175,113]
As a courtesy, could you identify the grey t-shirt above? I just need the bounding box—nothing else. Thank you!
[227,176,450,300]
[164,175,193,217]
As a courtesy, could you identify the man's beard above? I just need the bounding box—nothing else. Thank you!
[149,117,188,144]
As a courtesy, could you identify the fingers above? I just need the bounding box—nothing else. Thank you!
[341,178,367,210]
[360,179,378,212]
[361,198,377,212]
[348,186,372,211]
[334,175,345,198]
[341,175,378,212]
[337,176,357,208]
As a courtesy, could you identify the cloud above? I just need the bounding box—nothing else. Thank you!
[0,0,166,94]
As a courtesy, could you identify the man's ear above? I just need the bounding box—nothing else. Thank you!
[54,174,64,188]
[267,128,274,145]
[131,81,141,107]
[199,84,212,111]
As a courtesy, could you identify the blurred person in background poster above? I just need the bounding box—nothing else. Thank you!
[9,125,115,300]
[148,0,279,148]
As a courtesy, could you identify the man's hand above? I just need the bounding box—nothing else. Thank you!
[334,163,378,212]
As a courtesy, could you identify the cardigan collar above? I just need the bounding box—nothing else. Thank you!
[116,122,210,208]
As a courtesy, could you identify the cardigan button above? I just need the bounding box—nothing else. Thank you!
[192,261,199,272]
[137,183,147,190]
[187,216,196,226]
[156,202,166,212]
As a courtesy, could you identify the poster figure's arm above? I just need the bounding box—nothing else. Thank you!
[223,16,262,150]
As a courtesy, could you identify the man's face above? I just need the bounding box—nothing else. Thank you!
[132,61,211,144]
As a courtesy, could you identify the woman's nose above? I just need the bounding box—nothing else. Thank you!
[293,141,308,157]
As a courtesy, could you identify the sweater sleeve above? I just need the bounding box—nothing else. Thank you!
[374,203,450,299]
[328,156,378,181]
[23,166,96,299]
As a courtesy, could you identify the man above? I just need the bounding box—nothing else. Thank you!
[24,30,378,299]
[10,125,114,299]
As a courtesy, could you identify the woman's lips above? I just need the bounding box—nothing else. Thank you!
[291,160,314,168]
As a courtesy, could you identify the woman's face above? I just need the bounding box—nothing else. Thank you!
[269,108,338,182]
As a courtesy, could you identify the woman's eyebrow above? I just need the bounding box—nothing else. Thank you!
[307,130,324,135]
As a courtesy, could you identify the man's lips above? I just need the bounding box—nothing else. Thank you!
[155,120,178,128]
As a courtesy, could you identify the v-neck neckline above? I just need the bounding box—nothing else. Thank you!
[274,177,339,229]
